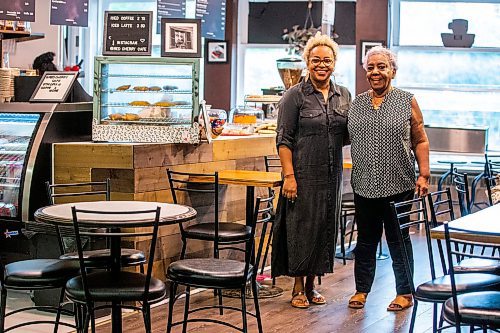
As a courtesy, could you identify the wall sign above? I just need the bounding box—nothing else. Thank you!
[103,11,152,56]
[157,0,186,34]
[0,0,35,22]
[195,0,226,40]
[50,0,89,27]
[29,71,78,103]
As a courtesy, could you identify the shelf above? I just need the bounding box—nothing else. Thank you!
[0,31,44,42]
[244,95,282,103]
[102,118,192,126]
[101,74,192,79]
[0,151,26,155]
[103,89,192,94]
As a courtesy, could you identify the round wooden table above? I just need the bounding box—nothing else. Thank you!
[34,200,197,333]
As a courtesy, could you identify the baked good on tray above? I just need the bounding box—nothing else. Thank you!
[148,86,162,91]
[133,86,149,91]
[116,85,131,91]
[129,101,150,106]
[123,113,141,121]
[108,113,123,120]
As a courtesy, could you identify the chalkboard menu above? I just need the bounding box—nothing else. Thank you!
[195,0,226,40]
[103,11,152,56]
[157,0,186,33]
[0,0,35,22]
[50,0,89,27]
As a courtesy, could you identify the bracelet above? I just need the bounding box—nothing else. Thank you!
[284,173,295,178]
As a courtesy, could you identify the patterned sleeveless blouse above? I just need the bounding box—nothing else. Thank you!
[348,87,415,198]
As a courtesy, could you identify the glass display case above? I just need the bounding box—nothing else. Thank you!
[92,56,200,143]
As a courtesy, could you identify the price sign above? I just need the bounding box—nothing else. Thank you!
[29,71,79,103]
[103,11,152,56]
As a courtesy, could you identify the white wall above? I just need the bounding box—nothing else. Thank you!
[4,0,61,69]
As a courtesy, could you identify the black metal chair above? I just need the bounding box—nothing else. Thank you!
[428,188,500,276]
[442,222,500,332]
[46,180,146,272]
[391,197,500,333]
[452,169,471,217]
[166,197,265,333]
[166,170,250,260]
[0,257,80,332]
[65,206,166,333]
[470,154,500,210]
[486,161,500,207]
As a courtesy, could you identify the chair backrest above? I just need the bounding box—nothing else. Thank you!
[264,155,281,172]
[452,169,471,216]
[245,197,263,279]
[166,169,219,243]
[443,222,500,330]
[428,188,456,227]
[391,196,437,296]
[70,206,161,303]
[486,161,500,206]
[46,179,110,205]
[45,179,111,254]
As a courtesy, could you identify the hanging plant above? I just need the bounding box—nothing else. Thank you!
[282,25,321,56]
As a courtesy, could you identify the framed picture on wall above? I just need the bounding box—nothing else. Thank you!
[161,18,201,58]
[206,40,228,63]
[360,40,384,64]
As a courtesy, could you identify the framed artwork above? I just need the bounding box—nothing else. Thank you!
[161,18,201,58]
[206,40,228,63]
[360,40,384,64]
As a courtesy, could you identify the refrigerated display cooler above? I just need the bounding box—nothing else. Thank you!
[0,102,92,260]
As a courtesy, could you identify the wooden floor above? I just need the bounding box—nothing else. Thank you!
[94,230,468,333]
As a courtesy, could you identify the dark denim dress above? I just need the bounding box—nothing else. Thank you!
[271,79,351,277]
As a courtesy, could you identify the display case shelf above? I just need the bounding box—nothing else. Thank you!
[101,103,192,108]
[101,74,192,79]
[103,89,192,94]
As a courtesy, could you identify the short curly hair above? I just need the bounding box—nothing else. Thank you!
[302,32,339,63]
[362,46,398,71]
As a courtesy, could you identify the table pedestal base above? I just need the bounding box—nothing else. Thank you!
[222,283,284,299]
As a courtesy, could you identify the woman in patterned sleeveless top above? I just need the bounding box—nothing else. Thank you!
[272,32,351,309]
[347,46,430,311]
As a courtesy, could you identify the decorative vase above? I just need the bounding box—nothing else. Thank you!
[276,57,305,90]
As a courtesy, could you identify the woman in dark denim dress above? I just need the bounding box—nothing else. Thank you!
[272,32,351,309]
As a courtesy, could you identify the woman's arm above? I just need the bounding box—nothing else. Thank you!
[276,88,301,201]
[410,97,430,197]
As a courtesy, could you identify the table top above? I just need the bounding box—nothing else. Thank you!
[430,204,500,244]
[34,201,197,227]
[190,170,282,188]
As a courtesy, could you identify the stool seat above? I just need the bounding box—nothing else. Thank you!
[168,258,253,289]
[443,291,500,327]
[455,258,500,275]
[184,223,251,242]
[66,271,166,303]
[415,273,500,302]
[4,259,80,288]
[60,248,146,266]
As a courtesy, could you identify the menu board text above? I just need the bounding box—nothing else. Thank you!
[103,11,152,56]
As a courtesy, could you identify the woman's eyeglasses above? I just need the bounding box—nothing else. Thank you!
[310,58,334,67]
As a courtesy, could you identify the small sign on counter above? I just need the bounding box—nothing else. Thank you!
[29,71,78,103]
[103,11,152,56]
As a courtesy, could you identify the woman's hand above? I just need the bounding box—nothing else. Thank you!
[282,175,298,202]
[415,175,429,197]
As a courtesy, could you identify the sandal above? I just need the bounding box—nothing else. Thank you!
[306,289,326,305]
[387,294,413,312]
[291,291,310,309]
[348,292,368,309]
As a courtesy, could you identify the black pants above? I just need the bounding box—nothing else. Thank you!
[353,190,414,295]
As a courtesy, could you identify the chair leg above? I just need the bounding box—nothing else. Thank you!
[260,224,273,275]
[166,283,176,333]
[347,217,357,248]
[218,289,223,315]
[142,303,151,333]
[182,286,191,333]
[140,263,145,274]
[0,287,7,333]
[409,300,418,333]
[340,212,347,265]
[252,279,263,333]
[180,239,187,260]
[90,306,96,333]
[240,286,248,333]
[83,308,90,333]
[432,303,438,333]
[52,287,66,333]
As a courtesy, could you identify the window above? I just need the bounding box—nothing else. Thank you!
[392,0,500,151]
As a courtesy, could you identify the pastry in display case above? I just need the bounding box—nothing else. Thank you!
[92,56,201,143]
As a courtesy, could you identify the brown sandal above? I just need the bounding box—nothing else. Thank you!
[306,289,326,305]
[348,292,367,309]
[387,294,413,311]
[291,291,310,309]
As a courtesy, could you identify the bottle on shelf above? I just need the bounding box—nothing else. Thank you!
[4,20,15,31]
